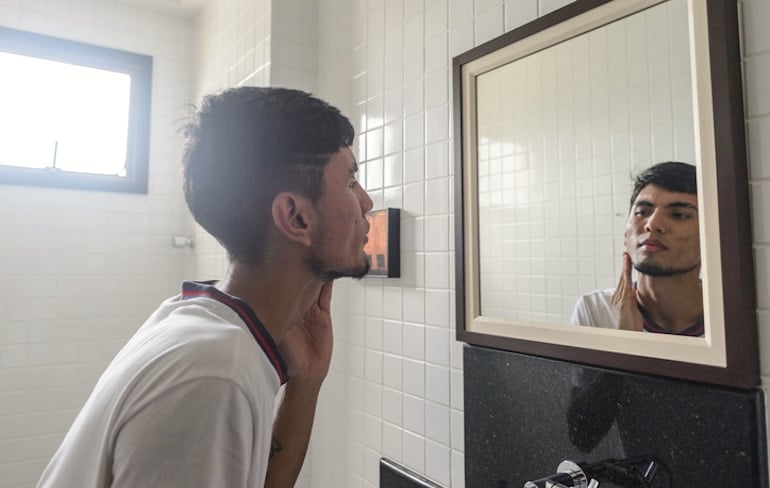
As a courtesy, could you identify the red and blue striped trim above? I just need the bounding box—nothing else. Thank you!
[639,308,705,337]
[181,281,289,384]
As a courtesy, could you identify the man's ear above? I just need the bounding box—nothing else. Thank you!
[271,192,315,247]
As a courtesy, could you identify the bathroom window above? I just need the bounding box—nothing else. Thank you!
[0,26,152,193]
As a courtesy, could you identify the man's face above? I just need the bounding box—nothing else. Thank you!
[624,184,700,277]
[307,147,374,281]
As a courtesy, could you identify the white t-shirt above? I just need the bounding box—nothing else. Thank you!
[37,282,288,488]
[569,288,618,329]
[570,287,705,336]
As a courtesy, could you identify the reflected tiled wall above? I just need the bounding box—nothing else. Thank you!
[476,0,695,322]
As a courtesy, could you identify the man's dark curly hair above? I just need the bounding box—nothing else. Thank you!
[182,87,355,265]
[629,161,697,211]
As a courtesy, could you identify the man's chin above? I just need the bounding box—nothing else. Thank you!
[633,260,699,277]
[339,261,371,280]
[311,259,371,282]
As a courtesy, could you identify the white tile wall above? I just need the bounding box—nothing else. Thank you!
[306,0,770,485]
[0,1,196,486]
[749,0,770,441]
[270,0,318,93]
[745,51,770,119]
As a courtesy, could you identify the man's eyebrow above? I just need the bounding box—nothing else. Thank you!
[633,200,698,211]
[350,161,359,174]
[667,201,698,211]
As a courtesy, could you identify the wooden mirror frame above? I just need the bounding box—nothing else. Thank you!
[453,0,758,388]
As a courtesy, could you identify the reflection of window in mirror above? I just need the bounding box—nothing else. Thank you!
[569,162,704,337]
[475,0,698,327]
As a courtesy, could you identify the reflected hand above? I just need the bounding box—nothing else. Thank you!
[279,282,334,384]
[611,252,644,332]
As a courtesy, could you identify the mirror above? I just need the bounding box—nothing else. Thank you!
[474,0,695,325]
[453,0,758,387]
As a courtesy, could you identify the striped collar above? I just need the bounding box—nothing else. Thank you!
[181,281,288,385]
[640,309,704,337]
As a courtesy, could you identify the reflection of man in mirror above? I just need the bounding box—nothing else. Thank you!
[570,162,703,336]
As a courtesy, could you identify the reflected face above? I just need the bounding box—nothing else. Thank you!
[307,147,374,281]
[625,184,700,277]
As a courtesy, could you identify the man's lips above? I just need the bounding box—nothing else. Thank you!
[639,239,667,251]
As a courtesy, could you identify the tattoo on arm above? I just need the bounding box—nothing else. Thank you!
[269,436,284,459]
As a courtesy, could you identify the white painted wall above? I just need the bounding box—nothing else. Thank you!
[0,0,768,487]
[0,1,196,487]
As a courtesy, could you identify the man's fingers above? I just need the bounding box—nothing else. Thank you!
[316,282,333,312]
[612,252,636,307]
[622,252,633,281]
[615,253,631,291]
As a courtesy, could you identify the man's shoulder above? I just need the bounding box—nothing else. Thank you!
[118,298,273,386]
[571,288,617,328]
[576,288,615,306]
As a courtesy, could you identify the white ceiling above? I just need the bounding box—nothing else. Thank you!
[109,0,208,17]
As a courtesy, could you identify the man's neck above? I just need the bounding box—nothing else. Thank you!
[215,257,323,344]
[635,272,703,334]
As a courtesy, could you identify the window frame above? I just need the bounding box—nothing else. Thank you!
[0,26,152,193]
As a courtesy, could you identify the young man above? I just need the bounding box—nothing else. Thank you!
[37,87,373,487]
[570,162,703,336]
[567,162,703,458]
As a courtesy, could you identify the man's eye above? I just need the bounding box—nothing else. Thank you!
[634,209,650,217]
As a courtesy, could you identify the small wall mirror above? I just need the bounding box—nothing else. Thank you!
[453,0,758,388]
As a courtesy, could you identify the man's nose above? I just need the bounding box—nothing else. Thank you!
[644,210,665,233]
[358,186,374,214]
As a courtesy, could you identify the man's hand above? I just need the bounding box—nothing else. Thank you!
[279,281,334,384]
[611,252,644,332]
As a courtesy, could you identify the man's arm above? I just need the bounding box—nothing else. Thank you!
[265,378,322,486]
[266,282,334,487]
